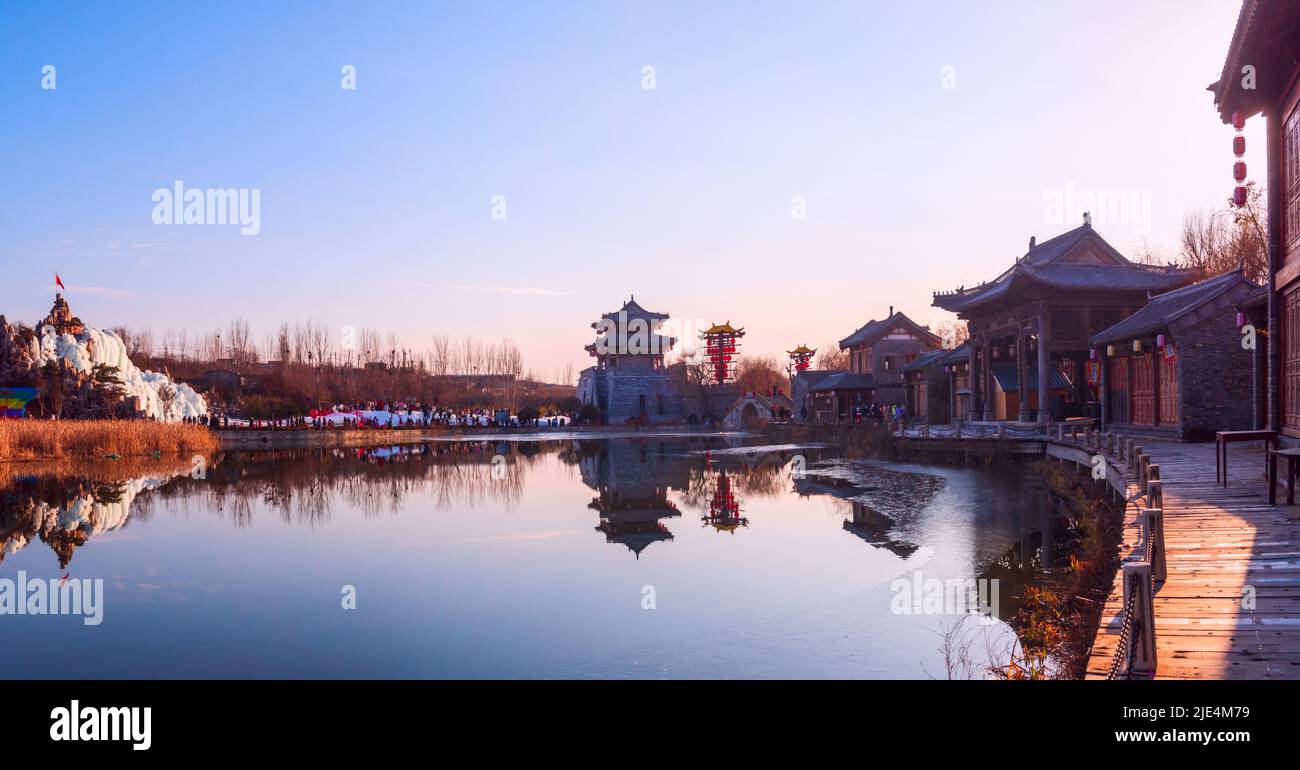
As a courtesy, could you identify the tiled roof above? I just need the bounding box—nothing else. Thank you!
[838,311,940,349]
[807,372,875,393]
[900,348,948,372]
[939,343,971,365]
[990,362,1072,393]
[1090,271,1257,344]
[932,224,1196,314]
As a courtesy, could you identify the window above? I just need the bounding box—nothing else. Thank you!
[657,394,664,416]
[1158,352,1178,424]
[1131,354,1154,425]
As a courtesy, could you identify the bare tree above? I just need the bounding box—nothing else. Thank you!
[814,343,849,371]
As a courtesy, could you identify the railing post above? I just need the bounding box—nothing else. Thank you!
[1139,453,1150,487]
[1125,438,1135,467]
[1145,463,1160,495]
[923,424,930,438]
[1122,561,1157,676]
[1147,479,1162,510]
[996,423,1005,439]
[1143,508,1167,583]
[1057,423,1065,441]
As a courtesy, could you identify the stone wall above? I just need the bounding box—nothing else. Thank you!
[1176,305,1254,440]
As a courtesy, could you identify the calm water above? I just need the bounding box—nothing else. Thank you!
[0,435,1069,679]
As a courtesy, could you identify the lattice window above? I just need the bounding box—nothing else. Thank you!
[1131,354,1155,425]
[1158,353,1178,425]
[1288,101,1300,255]
[1285,286,1300,431]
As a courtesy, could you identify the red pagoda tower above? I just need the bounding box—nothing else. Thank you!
[787,344,816,373]
[700,322,744,384]
[703,471,748,533]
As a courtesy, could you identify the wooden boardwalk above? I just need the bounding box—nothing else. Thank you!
[1084,440,1300,679]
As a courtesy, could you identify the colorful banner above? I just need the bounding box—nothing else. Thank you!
[0,387,39,417]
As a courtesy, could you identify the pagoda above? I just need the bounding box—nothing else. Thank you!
[576,296,692,425]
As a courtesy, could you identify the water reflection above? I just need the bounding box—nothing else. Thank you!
[0,436,1075,678]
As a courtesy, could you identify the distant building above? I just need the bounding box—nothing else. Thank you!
[800,309,939,423]
[576,297,691,424]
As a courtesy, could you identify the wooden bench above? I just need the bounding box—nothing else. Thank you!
[1216,429,1277,487]
[1267,447,1300,505]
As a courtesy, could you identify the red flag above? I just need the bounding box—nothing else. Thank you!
[55,274,65,290]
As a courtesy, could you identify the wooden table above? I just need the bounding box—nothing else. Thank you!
[1268,448,1300,504]
[1216,429,1277,487]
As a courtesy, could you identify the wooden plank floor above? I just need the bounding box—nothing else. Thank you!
[1084,440,1300,679]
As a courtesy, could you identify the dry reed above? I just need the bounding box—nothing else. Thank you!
[0,420,219,462]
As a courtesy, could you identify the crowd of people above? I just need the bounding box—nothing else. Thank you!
[199,401,573,431]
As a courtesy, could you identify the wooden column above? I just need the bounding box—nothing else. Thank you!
[1100,354,1110,426]
[1016,329,1031,422]
[1038,311,1052,424]
[948,367,957,424]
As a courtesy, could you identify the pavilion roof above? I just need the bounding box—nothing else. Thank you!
[787,344,816,355]
[838,311,940,349]
[932,224,1196,315]
[596,296,669,324]
[701,322,744,335]
[1090,270,1258,344]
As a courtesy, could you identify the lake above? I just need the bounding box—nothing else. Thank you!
[0,434,1070,679]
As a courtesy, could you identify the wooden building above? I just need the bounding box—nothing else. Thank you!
[1210,0,1300,439]
[901,342,976,425]
[1092,271,1262,440]
[806,309,939,422]
[933,220,1197,423]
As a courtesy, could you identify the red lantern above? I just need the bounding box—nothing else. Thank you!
[1234,136,1246,156]
[1234,186,1248,207]
[1232,111,1245,131]
[1234,162,1247,182]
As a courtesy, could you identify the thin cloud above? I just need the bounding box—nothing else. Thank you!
[400,281,570,297]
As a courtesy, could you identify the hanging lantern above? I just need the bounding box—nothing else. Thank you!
[1231,112,1247,206]
[1156,334,1166,349]
[1106,344,1115,357]
[1237,311,1247,327]
[1089,348,1097,360]
[1133,339,1143,353]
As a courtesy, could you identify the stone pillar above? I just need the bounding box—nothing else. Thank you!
[1038,311,1052,424]
[1016,330,1031,422]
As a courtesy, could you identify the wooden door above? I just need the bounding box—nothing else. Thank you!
[1109,356,1129,423]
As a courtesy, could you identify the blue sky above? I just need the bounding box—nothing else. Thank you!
[0,0,1257,378]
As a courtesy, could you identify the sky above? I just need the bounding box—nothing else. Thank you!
[0,0,1261,381]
